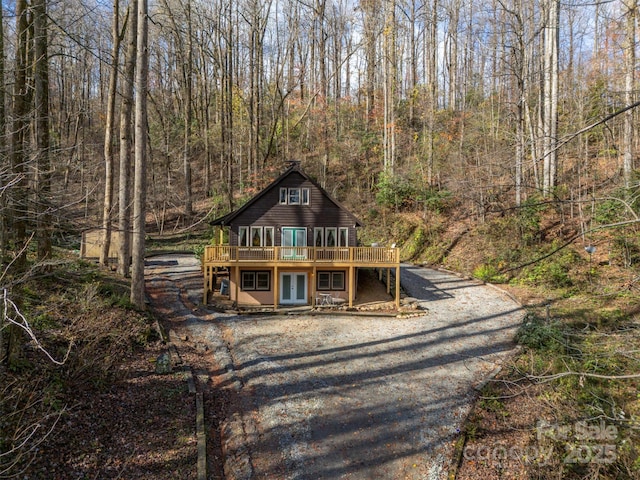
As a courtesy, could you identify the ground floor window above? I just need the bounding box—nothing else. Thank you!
[241,271,271,291]
[317,271,345,291]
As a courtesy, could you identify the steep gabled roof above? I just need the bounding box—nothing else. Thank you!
[210,163,363,227]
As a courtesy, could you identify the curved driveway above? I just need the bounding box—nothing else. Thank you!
[146,256,525,480]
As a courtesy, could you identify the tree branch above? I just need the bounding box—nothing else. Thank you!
[502,219,640,273]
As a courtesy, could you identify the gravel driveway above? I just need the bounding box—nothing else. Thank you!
[146,255,525,480]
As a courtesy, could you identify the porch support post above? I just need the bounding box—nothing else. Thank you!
[273,266,279,310]
[311,266,317,307]
[234,265,239,307]
[386,268,391,294]
[203,265,208,304]
[348,266,354,308]
[395,265,401,310]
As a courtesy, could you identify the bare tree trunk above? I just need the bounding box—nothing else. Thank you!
[183,0,193,219]
[0,2,5,362]
[383,0,396,173]
[101,0,121,265]
[0,1,7,266]
[362,0,378,129]
[446,0,460,110]
[34,0,51,262]
[505,0,528,206]
[130,0,148,309]
[6,0,30,367]
[542,0,559,197]
[425,0,438,185]
[408,0,417,124]
[248,0,257,179]
[315,0,329,186]
[10,0,29,274]
[118,1,137,277]
[224,2,235,211]
[622,0,636,188]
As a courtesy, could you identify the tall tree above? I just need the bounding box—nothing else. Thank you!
[118,0,138,277]
[622,0,637,188]
[424,0,439,185]
[361,0,379,129]
[0,1,7,265]
[100,0,122,265]
[445,0,461,110]
[542,0,559,197]
[34,0,51,262]
[500,0,530,206]
[246,0,272,178]
[382,0,397,173]
[10,0,30,273]
[183,0,194,219]
[131,0,149,308]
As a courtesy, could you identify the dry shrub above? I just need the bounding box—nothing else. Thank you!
[1,262,155,477]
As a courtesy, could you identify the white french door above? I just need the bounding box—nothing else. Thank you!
[280,273,307,304]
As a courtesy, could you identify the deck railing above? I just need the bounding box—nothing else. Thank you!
[203,245,399,266]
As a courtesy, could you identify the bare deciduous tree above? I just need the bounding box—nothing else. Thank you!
[622,0,636,189]
[118,1,138,278]
[130,0,149,309]
[100,0,122,266]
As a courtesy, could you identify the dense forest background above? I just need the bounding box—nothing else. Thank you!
[1,0,640,478]
[0,0,637,249]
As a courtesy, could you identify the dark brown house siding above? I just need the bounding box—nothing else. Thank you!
[225,170,360,247]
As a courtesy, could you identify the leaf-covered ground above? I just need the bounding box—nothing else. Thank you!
[0,258,221,480]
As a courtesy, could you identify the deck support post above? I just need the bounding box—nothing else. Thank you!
[348,266,354,308]
[395,265,401,310]
[203,265,208,304]
[234,265,239,307]
[311,267,317,307]
[273,265,279,310]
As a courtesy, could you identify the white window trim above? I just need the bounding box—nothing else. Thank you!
[250,226,263,247]
[325,227,337,247]
[264,227,275,247]
[256,271,270,290]
[279,187,310,205]
[238,226,249,246]
[288,188,301,205]
[241,271,255,290]
[241,226,276,247]
[338,227,349,247]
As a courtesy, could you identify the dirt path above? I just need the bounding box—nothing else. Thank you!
[145,254,525,480]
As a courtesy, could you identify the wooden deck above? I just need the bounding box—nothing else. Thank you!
[203,245,399,268]
[203,245,401,309]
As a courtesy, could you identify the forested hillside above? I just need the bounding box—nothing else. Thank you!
[1,0,639,478]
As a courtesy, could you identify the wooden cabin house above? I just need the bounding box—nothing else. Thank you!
[202,163,400,309]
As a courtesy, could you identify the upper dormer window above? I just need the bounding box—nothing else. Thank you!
[279,187,309,205]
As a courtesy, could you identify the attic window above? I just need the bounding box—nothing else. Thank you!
[279,187,310,205]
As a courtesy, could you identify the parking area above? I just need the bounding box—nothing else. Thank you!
[146,256,525,480]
